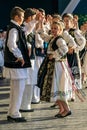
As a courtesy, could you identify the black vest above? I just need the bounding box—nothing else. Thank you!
[27,32,47,58]
[52,36,66,59]
[52,36,63,51]
[27,32,35,59]
[4,22,31,68]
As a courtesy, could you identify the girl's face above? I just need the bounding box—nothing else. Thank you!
[63,17,73,30]
[51,23,62,37]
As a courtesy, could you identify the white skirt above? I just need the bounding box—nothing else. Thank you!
[51,60,72,102]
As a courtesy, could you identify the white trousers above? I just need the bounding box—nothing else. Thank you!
[32,86,40,103]
[21,85,33,109]
[8,79,25,118]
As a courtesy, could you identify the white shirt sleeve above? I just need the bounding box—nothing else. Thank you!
[24,20,37,36]
[37,29,51,43]
[7,28,23,59]
[63,30,77,48]
[35,33,44,48]
[74,29,86,51]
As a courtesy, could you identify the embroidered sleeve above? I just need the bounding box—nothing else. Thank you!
[35,33,44,48]
[63,30,77,49]
[53,38,68,60]
[37,29,51,43]
[74,30,86,51]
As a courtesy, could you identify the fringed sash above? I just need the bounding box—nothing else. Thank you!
[66,60,86,102]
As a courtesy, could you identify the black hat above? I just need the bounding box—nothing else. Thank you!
[24,8,36,19]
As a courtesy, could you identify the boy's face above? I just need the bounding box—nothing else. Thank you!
[15,12,24,25]
[18,12,24,25]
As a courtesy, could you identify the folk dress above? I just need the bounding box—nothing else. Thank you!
[38,36,72,102]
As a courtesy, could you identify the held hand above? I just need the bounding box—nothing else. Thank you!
[41,49,44,54]
[35,13,41,21]
[15,58,25,67]
[48,54,54,60]
[68,48,74,54]
[36,13,44,22]
[28,48,31,57]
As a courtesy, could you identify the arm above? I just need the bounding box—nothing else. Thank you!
[24,20,38,36]
[74,29,86,51]
[35,33,44,48]
[7,28,24,66]
[62,30,77,49]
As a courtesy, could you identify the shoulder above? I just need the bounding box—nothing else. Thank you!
[56,37,66,46]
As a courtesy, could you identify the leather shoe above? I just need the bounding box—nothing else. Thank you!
[31,101,40,104]
[50,104,57,108]
[55,111,72,118]
[55,113,61,117]
[7,116,27,122]
[63,111,72,117]
[71,98,75,102]
[19,109,34,112]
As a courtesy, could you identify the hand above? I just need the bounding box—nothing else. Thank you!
[68,48,74,54]
[48,54,54,60]
[35,13,41,21]
[28,48,31,57]
[41,49,44,54]
[15,58,25,67]
[36,13,44,22]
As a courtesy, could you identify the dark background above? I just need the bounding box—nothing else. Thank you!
[0,0,87,30]
[0,0,58,30]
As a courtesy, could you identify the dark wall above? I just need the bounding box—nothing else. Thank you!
[58,0,87,15]
[58,0,70,14]
[73,0,87,14]
[0,0,87,30]
[0,0,58,30]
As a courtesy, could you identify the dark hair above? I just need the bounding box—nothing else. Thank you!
[62,13,73,20]
[24,8,36,20]
[52,14,62,20]
[38,8,45,14]
[10,6,24,19]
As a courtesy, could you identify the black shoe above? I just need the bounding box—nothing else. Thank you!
[50,104,57,108]
[55,111,72,118]
[71,98,75,102]
[19,109,34,112]
[55,113,61,117]
[31,101,40,104]
[7,116,27,122]
[63,111,72,117]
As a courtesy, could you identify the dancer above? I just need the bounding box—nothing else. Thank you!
[4,6,31,122]
[37,21,72,117]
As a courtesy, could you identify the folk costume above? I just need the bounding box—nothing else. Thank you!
[0,36,4,77]
[4,20,31,118]
[68,28,86,89]
[37,35,72,102]
[31,32,47,103]
[20,18,37,111]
